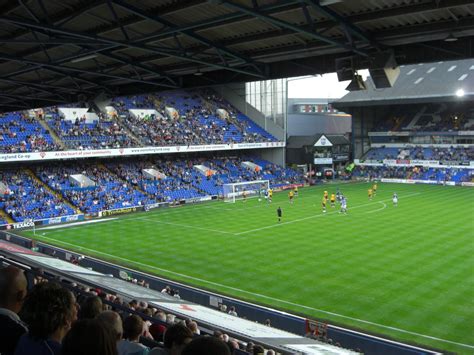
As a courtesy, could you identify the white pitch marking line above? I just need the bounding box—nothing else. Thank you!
[365,201,387,214]
[37,218,118,230]
[135,217,235,235]
[235,193,421,235]
[33,235,474,349]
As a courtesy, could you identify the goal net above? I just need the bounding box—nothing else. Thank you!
[222,180,270,203]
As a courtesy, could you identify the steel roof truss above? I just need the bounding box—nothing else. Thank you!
[0,15,266,78]
[303,0,381,50]
[219,1,369,57]
[111,0,265,75]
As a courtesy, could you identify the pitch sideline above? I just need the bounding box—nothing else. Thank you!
[32,234,474,350]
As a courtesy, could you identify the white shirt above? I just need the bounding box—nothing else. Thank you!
[0,307,22,323]
[117,339,149,355]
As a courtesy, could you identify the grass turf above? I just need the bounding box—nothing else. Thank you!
[23,182,474,354]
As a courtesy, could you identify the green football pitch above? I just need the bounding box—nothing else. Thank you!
[24,182,474,354]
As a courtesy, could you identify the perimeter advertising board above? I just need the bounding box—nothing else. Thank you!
[0,142,285,163]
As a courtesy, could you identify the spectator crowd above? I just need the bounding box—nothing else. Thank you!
[0,265,286,355]
[0,156,304,223]
[0,88,278,154]
[352,165,473,183]
[364,146,474,162]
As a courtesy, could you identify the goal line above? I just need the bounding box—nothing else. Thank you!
[222,180,270,203]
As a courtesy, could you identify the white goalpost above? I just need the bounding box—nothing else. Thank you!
[222,180,270,203]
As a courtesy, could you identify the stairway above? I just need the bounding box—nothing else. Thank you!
[24,168,82,214]
[0,208,14,224]
[391,116,403,131]
[153,97,163,110]
[37,117,66,149]
[405,106,427,130]
[197,91,215,113]
[98,164,151,197]
[114,114,147,146]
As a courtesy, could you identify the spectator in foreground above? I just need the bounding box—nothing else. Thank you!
[149,323,193,355]
[118,314,149,355]
[181,336,231,355]
[15,282,78,355]
[78,295,103,319]
[61,318,118,355]
[186,320,200,336]
[97,310,124,343]
[253,344,265,355]
[0,266,28,355]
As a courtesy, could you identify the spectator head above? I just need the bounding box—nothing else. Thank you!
[213,330,224,341]
[253,344,265,355]
[163,323,193,352]
[166,313,176,324]
[96,310,123,341]
[246,341,254,352]
[20,282,77,342]
[0,265,27,314]
[187,320,200,335]
[142,307,153,317]
[182,336,231,355]
[123,314,144,342]
[228,338,240,350]
[149,323,167,342]
[156,310,167,322]
[79,295,103,319]
[61,318,118,355]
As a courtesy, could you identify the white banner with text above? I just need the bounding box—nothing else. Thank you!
[0,142,285,163]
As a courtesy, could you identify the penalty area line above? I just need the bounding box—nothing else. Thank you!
[365,201,387,214]
[32,234,473,349]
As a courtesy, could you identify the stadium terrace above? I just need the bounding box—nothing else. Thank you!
[1,1,474,355]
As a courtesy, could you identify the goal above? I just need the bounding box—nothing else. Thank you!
[223,180,270,203]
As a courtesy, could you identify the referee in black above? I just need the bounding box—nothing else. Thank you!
[277,206,282,223]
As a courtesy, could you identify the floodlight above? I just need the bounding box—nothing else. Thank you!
[456,89,465,97]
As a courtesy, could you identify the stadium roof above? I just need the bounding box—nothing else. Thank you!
[287,134,349,148]
[287,136,318,149]
[333,58,474,108]
[1,0,474,111]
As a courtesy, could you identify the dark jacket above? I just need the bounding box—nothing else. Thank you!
[0,309,28,355]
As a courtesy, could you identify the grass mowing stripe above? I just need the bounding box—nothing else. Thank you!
[364,201,387,214]
[235,192,421,235]
[135,217,235,235]
[24,183,473,354]
[32,233,474,350]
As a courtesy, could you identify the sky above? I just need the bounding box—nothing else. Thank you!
[288,69,369,99]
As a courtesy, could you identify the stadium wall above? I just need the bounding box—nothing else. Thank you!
[216,84,285,141]
[259,147,285,167]
[287,114,351,137]
[347,106,393,159]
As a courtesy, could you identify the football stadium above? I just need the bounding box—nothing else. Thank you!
[0,1,473,355]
